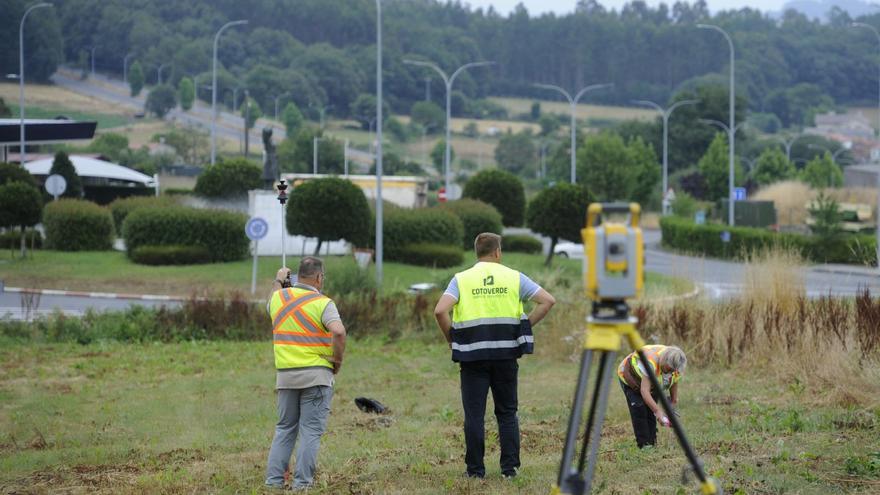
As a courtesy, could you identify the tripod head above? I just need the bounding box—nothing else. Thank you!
[581,202,644,305]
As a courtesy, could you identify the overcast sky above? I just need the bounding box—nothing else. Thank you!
[465,0,790,15]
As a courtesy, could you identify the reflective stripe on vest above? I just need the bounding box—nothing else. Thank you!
[450,262,531,362]
[617,345,680,390]
[269,287,333,370]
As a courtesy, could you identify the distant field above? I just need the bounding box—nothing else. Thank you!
[0,83,131,117]
[491,97,656,123]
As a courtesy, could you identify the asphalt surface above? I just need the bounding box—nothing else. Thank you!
[0,291,176,321]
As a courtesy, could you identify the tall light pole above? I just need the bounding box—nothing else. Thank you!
[232,86,244,113]
[311,103,333,129]
[701,118,746,225]
[19,2,52,165]
[375,0,384,287]
[312,136,323,175]
[123,52,134,85]
[771,134,805,163]
[274,92,290,121]
[698,23,736,226]
[633,98,699,214]
[852,21,880,266]
[211,19,248,166]
[534,82,613,183]
[156,63,170,85]
[90,46,97,78]
[404,58,495,197]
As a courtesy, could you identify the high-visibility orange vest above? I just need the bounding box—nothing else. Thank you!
[268,287,333,370]
[617,345,681,390]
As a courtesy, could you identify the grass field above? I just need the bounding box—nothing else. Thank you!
[490,97,656,123]
[0,251,689,301]
[1,336,878,494]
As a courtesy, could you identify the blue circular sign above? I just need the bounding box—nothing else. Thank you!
[245,217,269,241]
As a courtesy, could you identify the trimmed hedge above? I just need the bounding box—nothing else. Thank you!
[503,234,543,254]
[0,229,42,249]
[438,198,503,249]
[194,158,262,198]
[398,243,464,268]
[130,245,213,265]
[123,206,248,262]
[109,196,178,233]
[383,207,463,261]
[463,169,526,227]
[43,199,115,251]
[660,216,877,266]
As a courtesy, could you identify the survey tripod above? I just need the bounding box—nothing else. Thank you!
[551,203,721,495]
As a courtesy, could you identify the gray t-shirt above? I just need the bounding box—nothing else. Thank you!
[269,283,341,389]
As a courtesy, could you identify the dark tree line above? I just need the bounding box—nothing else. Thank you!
[4,0,880,123]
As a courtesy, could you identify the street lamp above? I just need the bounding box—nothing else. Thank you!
[698,23,736,226]
[375,0,384,288]
[404,58,495,197]
[852,22,880,265]
[211,19,248,166]
[771,134,806,163]
[157,62,170,85]
[274,92,291,121]
[633,98,699,214]
[232,86,244,113]
[310,103,334,129]
[313,136,323,175]
[123,52,134,85]
[700,118,747,225]
[18,2,52,165]
[534,82,613,184]
[90,46,97,78]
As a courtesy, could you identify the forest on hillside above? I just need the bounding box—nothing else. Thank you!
[2,0,879,129]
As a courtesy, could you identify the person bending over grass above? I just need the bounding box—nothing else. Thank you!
[617,345,686,448]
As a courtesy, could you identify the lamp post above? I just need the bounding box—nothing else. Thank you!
[771,134,806,163]
[404,58,495,197]
[19,2,52,165]
[123,52,134,85]
[633,98,699,214]
[90,46,97,77]
[852,22,880,266]
[311,103,333,129]
[312,136,323,175]
[274,92,290,121]
[375,0,384,287]
[698,23,736,227]
[534,82,613,183]
[700,118,747,225]
[211,19,248,166]
[157,63,169,85]
[232,86,244,113]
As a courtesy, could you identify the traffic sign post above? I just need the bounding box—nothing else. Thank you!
[245,217,269,294]
[438,186,447,203]
[734,187,747,201]
[44,174,67,201]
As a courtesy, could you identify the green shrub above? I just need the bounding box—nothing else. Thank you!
[287,177,372,250]
[383,207,463,261]
[109,195,178,233]
[194,158,262,198]
[438,198,503,249]
[323,259,377,297]
[0,229,42,249]
[463,169,526,226]
[43,199,115,251]
[130,245,213,265]
[503,234,543,254]
[0,162,37,187]
[671,192,700,219]
[123,206,248,262]
[398,243,464,268]
[659,216,877,266]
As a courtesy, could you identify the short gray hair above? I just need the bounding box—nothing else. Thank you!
[661,346,687,373]
[298,256,324,279]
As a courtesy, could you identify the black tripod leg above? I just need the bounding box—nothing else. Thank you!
[636,350,711,487]
[578,350,616,493]
[557,349,593,490]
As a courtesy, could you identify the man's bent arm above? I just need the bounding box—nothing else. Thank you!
[326,320,346,373]
[433,294,456,343]
[528,288,556,327]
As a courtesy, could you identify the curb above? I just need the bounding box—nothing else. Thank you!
[4,286,183,302]
[645,285,702,304]
[811,267,880,279]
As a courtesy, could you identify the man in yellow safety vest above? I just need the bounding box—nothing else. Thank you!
[434,233,556,479]
[265,257,346,490]
[617,344,686,448]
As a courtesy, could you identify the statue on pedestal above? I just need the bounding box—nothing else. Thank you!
[261,127,279,190]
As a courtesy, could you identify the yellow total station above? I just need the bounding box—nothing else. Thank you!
[582,202,644,303]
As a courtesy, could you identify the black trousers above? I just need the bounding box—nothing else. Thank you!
[460,359,520,477]
[620,381,658,448]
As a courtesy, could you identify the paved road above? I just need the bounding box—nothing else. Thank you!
[0,291,176,321]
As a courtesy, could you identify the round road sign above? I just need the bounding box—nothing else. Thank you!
[245,217,269,241]
[45,174,67,197]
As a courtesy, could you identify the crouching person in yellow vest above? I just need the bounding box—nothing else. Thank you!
[265,257,346,490]
[617,344,686,448]
[434,233,556,479]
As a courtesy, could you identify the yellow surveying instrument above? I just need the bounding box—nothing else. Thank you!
[551,203,721,495]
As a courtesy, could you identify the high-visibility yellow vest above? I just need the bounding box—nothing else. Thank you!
[268,287,333,370]
[451,262,532,362]
[617,345,681,390]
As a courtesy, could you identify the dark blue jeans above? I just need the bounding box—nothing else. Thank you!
[460,359,520,477]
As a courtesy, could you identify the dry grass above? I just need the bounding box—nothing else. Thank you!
[754,180,879,227]
[490,97,656,122]
[743,245,806,312]
[0,82,131,116]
